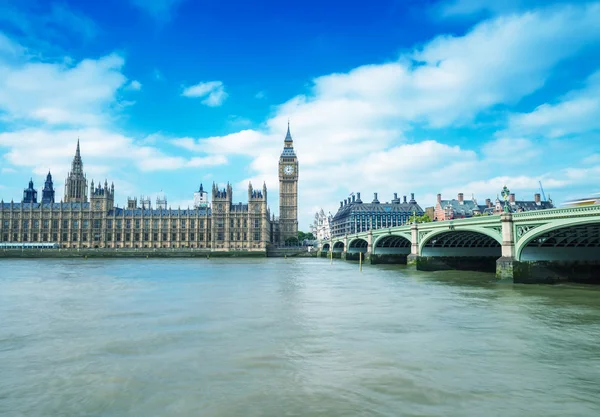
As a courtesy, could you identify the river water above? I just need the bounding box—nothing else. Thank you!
[1,258,599,417]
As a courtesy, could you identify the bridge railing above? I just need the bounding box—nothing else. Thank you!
[512,204,600,219]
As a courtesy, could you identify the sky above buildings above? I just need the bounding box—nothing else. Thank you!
[0,0,599,229]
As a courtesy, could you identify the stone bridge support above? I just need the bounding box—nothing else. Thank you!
[496,213,517,281]
[406,223,420,268]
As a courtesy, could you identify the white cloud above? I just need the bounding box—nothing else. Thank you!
[127,80,142,91]
[181,81,228,107]
[481,137,540,164]
[506,70,600,138]
[583,154,600,165]
[0,41,128,127]
[0,128,227,179]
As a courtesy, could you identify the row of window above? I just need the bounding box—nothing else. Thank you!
[1,231,263,243]
[1,218,264,229]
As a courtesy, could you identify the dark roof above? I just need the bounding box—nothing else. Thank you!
[281,147,295,157]
[439,199,482,217]
[1,202,90,210]
[230,203,249,212]
[506,200,554,212]
[333,201,424,221]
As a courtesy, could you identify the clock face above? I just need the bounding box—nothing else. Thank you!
[284,165,294,175]
[95,201,100,209]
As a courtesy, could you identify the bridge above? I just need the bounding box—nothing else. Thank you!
[319,205,600,284]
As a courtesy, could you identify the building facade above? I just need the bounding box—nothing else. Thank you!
[0,127,298,250]
[434,193,491,221]
[330,192,424,238]
[434,192,554,221]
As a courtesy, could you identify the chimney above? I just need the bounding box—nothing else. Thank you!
[340,201,343,208]
[410,193,415,202]
[509,193,515,203]
[403,195,407,203]
[394,192,398,199]
[534,193,541,204]
[437,193,442,204]
[485,198,491,207]
[357,192,361,200]
[458,193,464,203]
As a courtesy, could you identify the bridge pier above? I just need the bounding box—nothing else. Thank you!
[497,259,600,284]
[370,253,407,264]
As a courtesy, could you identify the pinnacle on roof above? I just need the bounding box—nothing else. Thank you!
[285,120,293,142]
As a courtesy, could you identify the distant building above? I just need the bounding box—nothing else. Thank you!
[425,206,435,221]
[41,171,55,204]
[194,184,210,208]
[331,192,424,237]
[140,196,151,209]
[434,192,554,221]
[156,195,168,210]
[311,209,332,241]
[0,126,299,250]
[22,179,37,203]
[434,193,491,221]
[493,193,554,214]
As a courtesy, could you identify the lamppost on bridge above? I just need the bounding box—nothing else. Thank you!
[501,185,511,213]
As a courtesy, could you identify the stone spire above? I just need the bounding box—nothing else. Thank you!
[64,139,88,203]
[285,120,293,142]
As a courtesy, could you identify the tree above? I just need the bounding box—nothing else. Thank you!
[285,236,299,246]
[297,231,315,241]
[408,214,432,223]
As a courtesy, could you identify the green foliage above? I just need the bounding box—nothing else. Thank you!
[297,231,315,241]
[409,214,432,223]
[285,237,299,245]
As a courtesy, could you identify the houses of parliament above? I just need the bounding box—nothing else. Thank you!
[0,126,299,251]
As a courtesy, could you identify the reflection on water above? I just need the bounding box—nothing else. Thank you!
[1,258,599,417]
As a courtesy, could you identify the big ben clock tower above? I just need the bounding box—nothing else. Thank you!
[279,122,299,243]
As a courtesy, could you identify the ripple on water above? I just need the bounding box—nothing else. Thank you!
[1,258,600,417]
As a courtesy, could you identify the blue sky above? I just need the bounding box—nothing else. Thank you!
[0,0,599,229]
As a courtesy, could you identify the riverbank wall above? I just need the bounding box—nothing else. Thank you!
[0,247,320,259]
[0,249,267,259]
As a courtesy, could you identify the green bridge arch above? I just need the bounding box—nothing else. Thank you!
[515,217,600,261]
[418,226,502,255]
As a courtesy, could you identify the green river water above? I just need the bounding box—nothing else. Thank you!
[1,258,599,416]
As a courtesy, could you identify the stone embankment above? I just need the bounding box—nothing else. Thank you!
[0,249,267,259]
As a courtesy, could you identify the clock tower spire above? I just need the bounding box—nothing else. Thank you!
[278,121,299,244]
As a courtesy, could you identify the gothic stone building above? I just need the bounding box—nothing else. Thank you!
[0,128,299,250]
